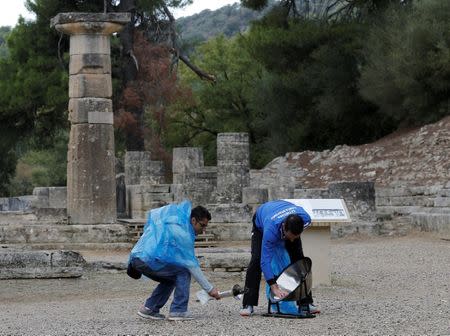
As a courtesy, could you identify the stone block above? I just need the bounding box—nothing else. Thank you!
[124,152,165,186]
[438,189,450,197]
[140,161,166,185]
[88,111,113,124]
[197,252,250,269]
[32,187,50,208]
[242,187,268,205]
[0,197,33,212]
[0,249,85,279]
[412,213,450,235]
[69,98,112,124]
[48,187,67,209]
[434,197,450,207]
[268,185,294,200]
[69,53,111,74]
[69,34,110,55]
[69,74,112,98]
[67,124,116,224]
[171,184,185,202]
[216,133,250,203]
[143,192,174,204]
[172,147,204,183]
[208,204,253,223]
[125,151,149,185]
[294,188,329,199]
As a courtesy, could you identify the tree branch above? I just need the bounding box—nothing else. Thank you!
[160,3,216,83]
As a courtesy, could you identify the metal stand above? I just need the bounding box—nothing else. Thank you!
[262,258,316,319]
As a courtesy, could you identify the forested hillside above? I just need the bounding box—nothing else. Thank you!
[176,3,263,43]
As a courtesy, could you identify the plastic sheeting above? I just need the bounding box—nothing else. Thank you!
[265,242,300,315]
[129,201,199,270]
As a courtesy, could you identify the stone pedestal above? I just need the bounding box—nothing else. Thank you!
[302,225,331,287]
[51,13,130,224]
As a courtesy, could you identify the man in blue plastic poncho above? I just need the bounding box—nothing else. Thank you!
[127,201,220,321]
[239,199,320,317]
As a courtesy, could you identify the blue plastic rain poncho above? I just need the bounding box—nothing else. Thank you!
[265,243,301,315]
[129,201,199,270]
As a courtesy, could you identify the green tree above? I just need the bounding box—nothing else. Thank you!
[243,18,387,157]
[359,0,450,126]
[168,17,387,167]
[0,26,11,59]
[164,35,267,166]
[0,0,194,195]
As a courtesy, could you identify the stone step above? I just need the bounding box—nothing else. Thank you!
[0,223,132,245]
[375,205,430,215]
[0,209,68,225]
[376,195,435,207]
[411,213,450,235]
[1,242,133,250]
[195,241,220,248]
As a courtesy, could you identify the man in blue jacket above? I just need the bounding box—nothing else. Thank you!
[127,202,220,321]
[239,199,319,316]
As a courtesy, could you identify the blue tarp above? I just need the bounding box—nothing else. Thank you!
[265,242,301,315]
[129,201,199,270]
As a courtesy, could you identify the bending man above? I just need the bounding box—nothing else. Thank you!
[240,199,319,316]
[127,201,220,321]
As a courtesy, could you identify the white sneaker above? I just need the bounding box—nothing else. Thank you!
[239,305,254,317]
[300,303,321,314]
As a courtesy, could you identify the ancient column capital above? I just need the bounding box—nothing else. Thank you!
[50,12,131,35]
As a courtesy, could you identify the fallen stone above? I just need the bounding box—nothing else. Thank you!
[0,248,85,279]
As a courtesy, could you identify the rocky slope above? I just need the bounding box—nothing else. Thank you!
[259,116,450,188]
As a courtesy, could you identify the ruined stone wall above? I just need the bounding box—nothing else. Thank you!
[172,147,217,205]
[125,151,166,186]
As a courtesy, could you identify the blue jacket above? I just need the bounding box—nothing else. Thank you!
[255,200,311,283]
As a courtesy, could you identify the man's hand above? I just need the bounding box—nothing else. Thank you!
[270,284,288,299]
[208,287,221,300]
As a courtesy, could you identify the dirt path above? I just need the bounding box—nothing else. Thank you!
[1,234,449,336]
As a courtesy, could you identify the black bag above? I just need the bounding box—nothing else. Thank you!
[127,262,142,279]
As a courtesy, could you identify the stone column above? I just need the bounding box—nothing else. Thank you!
[172,147,204,184]
[217,133,250,203]
[51,13,130,224]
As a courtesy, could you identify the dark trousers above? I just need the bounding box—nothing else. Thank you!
[131,258,191,313]
[242,216,312,307]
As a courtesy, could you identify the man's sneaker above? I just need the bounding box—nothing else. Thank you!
[167,311,195,321]
[300,303,321,314]
[137,306,165,320]
[239,305,254,317]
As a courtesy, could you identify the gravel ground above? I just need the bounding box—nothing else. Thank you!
[1,234,449,336]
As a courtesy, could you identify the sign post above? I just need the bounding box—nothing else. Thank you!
[283,199,351,286]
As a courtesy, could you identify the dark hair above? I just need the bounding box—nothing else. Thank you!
[191,205,212,221]
[284,214,304,235]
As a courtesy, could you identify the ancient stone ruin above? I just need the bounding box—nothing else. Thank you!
[0,12,448,279]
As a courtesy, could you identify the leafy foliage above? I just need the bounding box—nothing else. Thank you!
[165,35,266,166]
[166,18,386,167]
[8,130,68,195]
[359,0,450,126]
[0,26,10,59]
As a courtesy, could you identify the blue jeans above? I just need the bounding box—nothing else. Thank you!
[131,258,191,313]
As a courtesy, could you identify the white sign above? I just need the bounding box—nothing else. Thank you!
[283,199,351,222]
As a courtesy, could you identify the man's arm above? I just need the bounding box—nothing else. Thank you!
[260,226,277,285]
[188,266,220,298]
